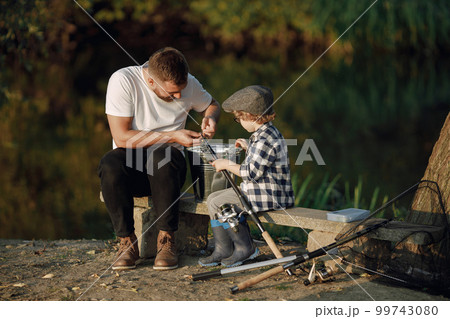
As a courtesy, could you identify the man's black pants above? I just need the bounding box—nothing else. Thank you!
[98,145,187,238]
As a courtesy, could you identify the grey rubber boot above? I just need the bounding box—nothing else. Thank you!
[198,221,233,267]
[221,219,259,267]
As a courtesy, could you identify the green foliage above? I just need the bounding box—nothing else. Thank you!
[292,172,389,212]
[0,0,448,240]
[0,0,48,70]
[308,0,450,52]
[188,1,315,44]
[0,92,112,239]
[275,285,292,290]
[187,0,450,53]
[78,0,163,22]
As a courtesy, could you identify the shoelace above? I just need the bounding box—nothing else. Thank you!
[158,235,175,253]
[118,237,135,255]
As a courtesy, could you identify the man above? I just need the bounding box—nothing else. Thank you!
[98,47,220,271]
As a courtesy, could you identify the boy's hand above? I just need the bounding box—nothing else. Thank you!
[210,159,242,177]
[235,138,248,151]
[210,159,234,172]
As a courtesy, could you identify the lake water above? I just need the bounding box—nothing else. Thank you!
[186,52,449,205]
[2,50,448,240]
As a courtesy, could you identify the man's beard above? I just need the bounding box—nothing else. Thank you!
[155,93,175,102]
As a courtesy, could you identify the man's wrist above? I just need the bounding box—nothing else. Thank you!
[161,131,175,143]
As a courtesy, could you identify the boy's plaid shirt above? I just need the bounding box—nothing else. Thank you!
[239,122,295,212]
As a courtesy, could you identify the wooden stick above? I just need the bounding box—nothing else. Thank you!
[231,266,285,293]
[261,231,283,259]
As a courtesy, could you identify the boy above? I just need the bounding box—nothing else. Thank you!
[199,85,295,267]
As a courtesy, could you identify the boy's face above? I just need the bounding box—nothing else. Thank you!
[237,118,259,132]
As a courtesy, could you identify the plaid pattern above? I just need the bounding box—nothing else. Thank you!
[239,122,295,212]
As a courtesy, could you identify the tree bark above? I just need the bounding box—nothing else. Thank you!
[411,112,449,219]
[390,113,450,291]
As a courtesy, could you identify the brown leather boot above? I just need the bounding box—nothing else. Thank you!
[112,233,139,270]
[153,230,178,270]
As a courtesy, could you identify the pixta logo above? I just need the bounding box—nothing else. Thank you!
[223,138,324,166]
[125,131,173,175]
[124,135,325,175]
[286,139,326,166]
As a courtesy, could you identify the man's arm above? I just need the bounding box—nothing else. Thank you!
[107,115,201,148]
[200,98,221,138]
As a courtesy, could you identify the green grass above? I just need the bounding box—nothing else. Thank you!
[275,285,292,290]
[293,172,390,212]
[249,173,399,245]
[211,173,409,245]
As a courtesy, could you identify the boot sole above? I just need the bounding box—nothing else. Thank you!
[112,265,136,270]
[153,264,178,270]
[198,260,220,267]
[222,247,259,268]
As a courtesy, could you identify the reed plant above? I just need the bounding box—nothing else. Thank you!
[292,173,389,212]
[249,173,391,244]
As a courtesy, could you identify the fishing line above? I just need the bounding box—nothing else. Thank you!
[336,256,409,284]
[336,180,446,241]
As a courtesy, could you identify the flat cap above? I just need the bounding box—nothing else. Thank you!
[222,85,274,115]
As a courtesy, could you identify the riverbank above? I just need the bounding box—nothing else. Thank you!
[1,238,448,301]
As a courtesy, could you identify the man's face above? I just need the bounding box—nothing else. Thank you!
[150,78,187,102]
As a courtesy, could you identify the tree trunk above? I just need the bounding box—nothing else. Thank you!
[411,112,449,220]
[389,113,450,291]
[412,114,450,218]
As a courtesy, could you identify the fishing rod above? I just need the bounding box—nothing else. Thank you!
[229,219,390,293]
[191,254,297,281]
[192,178,421,282]
[227,179,435,293]
[229,180,426,293]
[336,181,420,240]
[199,134,293,276]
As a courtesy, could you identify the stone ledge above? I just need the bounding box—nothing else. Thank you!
[259,208,445,246]
[100,192,209,258]
[134,194,445,246]
[100,192,209,214]
[102,192,445,247]
[133,193,210,215]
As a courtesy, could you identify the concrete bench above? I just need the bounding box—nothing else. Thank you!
[258,206,445,273]
[101,192,446,266]
[100,192,210,258]
[132,193,210,258]
[258,207,445,246]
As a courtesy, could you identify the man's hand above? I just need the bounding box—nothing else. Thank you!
[107,115,202,148]
[200,98,220,139]
[201,116,216,139]
[170,129,201,147]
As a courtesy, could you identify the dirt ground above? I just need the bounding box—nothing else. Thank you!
[0,238,449,301]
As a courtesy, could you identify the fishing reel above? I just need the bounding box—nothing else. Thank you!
[216,204,241,232]
[303,261,334,286]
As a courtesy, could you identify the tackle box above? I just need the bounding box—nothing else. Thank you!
[327,208,370,223]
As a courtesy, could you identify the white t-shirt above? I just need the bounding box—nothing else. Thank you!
[105,62,212,150]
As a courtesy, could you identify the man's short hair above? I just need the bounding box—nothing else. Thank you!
[148,47,189,85]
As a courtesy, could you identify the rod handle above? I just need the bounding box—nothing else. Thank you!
[261,231,293,276]
[230,265,284,293]
[191,269,222,281]
[261,231,283,258]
